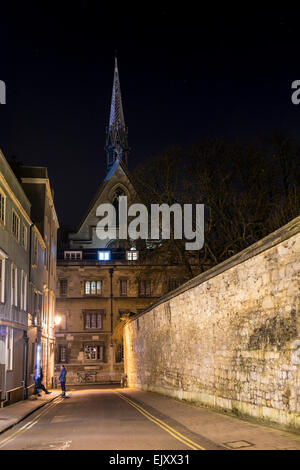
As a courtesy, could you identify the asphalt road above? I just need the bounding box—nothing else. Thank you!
[0,388,222,450]
[1,387,300,450]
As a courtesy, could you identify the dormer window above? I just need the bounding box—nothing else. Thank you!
[64,251,82,260]
[126,248,139,261]
[98,251,111,261]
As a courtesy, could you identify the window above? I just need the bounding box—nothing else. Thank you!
[112,187,126,223]
[21,225,27,249]
[21,271,27,311]
[139,280,151,296]
[85,280,101,295]
[169,279,180,291]
[33,234,38,265]
[11,264,17,306]
[12,211,20,240]
[115,344,124,363]
[126,250,139,261]
[59,279,68,297]
[0,251,6,303]
[98,251,110,261]
[7,328,13,370]
[84,344,103,361]
[84,311,103,329]
[120,280,127,296]
[64,251,82,260]
[59,345,67,363]
[0,189,6,225]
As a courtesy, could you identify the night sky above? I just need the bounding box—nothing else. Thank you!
[1,3,300,227]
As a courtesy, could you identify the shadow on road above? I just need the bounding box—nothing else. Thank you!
[67,383,122,391]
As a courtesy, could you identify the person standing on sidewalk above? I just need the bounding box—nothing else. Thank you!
[59,365,67,397]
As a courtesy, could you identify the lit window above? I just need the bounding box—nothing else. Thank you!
[84,344,103,361]
[12,211,20,241]
[85,280,101,295]
[91,281,96,295]
[59,346,67,363]
[7,328,13,370]
[21,271,27,311]
[126,250,139,261]
[98,251,110,261]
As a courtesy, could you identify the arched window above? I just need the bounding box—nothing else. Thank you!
[112,187,125,222]
[85,281,90,295]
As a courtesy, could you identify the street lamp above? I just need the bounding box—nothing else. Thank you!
[54,315,62,327]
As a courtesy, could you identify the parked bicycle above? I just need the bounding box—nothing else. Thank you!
[75,372,96,384]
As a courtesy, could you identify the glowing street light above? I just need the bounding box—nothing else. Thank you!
[54,315,62,326]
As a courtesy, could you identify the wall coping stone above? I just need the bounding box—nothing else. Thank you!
[129,215,300,323]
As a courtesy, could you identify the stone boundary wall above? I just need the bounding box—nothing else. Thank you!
[124,216,300,429]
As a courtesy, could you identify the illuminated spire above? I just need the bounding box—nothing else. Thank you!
[106,56,129,172]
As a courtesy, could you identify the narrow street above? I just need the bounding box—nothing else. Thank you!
[1,387,300,450]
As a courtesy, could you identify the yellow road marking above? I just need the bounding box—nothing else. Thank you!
[115,391,205,451]
[0,396,63,448]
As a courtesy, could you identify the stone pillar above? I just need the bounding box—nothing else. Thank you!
[109,344,114,377]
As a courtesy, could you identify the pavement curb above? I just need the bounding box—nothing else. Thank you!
[0,393,60,436]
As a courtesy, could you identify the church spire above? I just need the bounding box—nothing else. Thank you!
[106,56,129,172]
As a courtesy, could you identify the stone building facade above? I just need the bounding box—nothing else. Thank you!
[19,166,59,390]
[0,151,31,402]
[124,216,300,430]
[55,58,185,384]
[0,151,59,403]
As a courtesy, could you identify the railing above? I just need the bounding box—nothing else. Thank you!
[6,386,24,403]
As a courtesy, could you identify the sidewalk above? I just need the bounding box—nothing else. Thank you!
[0,390,61,435]
[121,388,300,450]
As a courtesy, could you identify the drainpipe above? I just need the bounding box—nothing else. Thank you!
[31,223,42,382]
[22,330,28,399]
[24,223,34,399]
[46,211,52,387]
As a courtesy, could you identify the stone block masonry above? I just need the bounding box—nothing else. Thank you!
[124,216,300,429]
